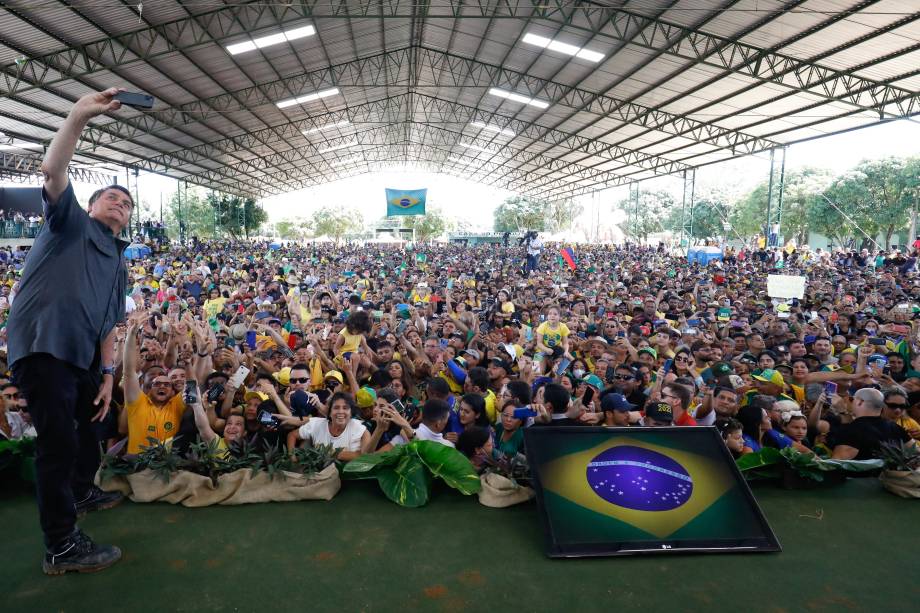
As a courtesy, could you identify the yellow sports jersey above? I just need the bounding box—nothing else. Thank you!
[203,297,226,318]
[126,393,186,454]
[536,321,569,348]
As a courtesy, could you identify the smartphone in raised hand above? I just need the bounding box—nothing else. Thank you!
[228,365,250,389]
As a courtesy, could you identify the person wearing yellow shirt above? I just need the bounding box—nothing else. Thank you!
[409,284,432,304]
[535,306,572,359]
[120,318,186,454]
[202,287,226,319]
[462,366,498,422]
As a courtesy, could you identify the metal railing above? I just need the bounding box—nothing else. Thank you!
[0,221,42,238]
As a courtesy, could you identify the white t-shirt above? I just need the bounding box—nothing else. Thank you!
[389,423,454,448]
[297,418,366,452]
[694,410,717,427]
[527,237,543,256]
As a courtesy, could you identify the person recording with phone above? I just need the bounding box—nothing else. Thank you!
[6,88,133,575]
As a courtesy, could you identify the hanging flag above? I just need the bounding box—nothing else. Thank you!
[385,188,427,216]
[560,247,577,271]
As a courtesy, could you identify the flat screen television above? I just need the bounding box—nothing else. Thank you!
[524,426,781,557]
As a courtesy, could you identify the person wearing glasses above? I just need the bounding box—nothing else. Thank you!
[609,364,647,411]
[881,389,920,440]
[6,88,132,575]
[0,383,34,440]
[121,318,186,455]
[659,382,695,426]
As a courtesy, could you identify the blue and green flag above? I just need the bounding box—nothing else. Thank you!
[385,188,426,216]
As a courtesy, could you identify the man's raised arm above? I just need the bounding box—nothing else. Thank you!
[41,88,123,205]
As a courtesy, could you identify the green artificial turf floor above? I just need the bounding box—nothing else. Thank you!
[0,477,916,612]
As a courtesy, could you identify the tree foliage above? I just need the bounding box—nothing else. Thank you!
[493,196,548,232]
[661,188,732,242]
[206,192,266,239]
[546,198,584,232]
[492,196,584,233]
[613,189,674,242]
[729,168,833,244]
[400,207,451,242]
[163,186,213,240]
[313,206,364,243]
[273,217,313,240]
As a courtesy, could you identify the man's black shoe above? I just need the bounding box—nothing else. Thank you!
[75,485,124,517]
[43,529,122,576]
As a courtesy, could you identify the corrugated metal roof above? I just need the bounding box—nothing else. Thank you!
[0,0,916,198]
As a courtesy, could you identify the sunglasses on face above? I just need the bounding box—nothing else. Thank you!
[613,375,634,381]
[290,377,309,384]
[886,402,907,409]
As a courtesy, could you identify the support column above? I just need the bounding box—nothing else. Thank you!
[630,182,640,244]
[680,169,696,251]
[765,147,787,247]
[133,167,140,238]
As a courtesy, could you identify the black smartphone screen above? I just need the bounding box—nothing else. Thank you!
[114,91,155,109]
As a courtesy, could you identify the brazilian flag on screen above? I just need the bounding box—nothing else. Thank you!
[536,432,758,542]
[385,188,426,216]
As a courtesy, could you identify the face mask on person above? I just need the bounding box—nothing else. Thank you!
[572,368,586,379]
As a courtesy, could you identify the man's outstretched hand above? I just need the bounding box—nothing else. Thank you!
[72,88,125,121]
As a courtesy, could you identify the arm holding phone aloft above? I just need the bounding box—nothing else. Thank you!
[42,88,124,205]
[189,384,218,444]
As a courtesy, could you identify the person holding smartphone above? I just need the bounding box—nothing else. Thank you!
[6,88,134,576]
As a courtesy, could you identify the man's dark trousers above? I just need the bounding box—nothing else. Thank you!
[12,353,101,548]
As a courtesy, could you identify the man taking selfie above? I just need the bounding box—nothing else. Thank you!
[7,88,131,575]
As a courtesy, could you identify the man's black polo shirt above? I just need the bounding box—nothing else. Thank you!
[830,416,910,461]
[7,182,128,371]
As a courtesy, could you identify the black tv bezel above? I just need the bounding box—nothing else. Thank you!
[523,426,782,558]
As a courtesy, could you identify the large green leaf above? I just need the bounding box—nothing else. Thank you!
[736,447,783,472]
[342,446,406,479]
[375,454,432,507]
[413,440,482,495]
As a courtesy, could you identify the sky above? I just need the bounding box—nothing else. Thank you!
[4,117,919,238]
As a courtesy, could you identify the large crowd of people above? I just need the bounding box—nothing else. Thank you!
[5,236,919,461]
[2,89,917,575]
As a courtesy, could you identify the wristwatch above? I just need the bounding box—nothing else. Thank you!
[101,365,116,376]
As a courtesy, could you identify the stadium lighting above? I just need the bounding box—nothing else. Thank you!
[276,87,339,109]
[487,87,549,109]
[521,32,605,63]
[0,142,42,151]
[303,120,350,135]
[470,121,515,137]
[227,25,316,55]
[319,140,356,153]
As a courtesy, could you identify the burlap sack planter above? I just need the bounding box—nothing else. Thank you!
[98,465,340,506]
[477,473,534,508]
[880,469,920,499]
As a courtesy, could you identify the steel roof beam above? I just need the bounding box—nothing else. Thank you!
[138,92,687,179]
[0,150,115,186]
